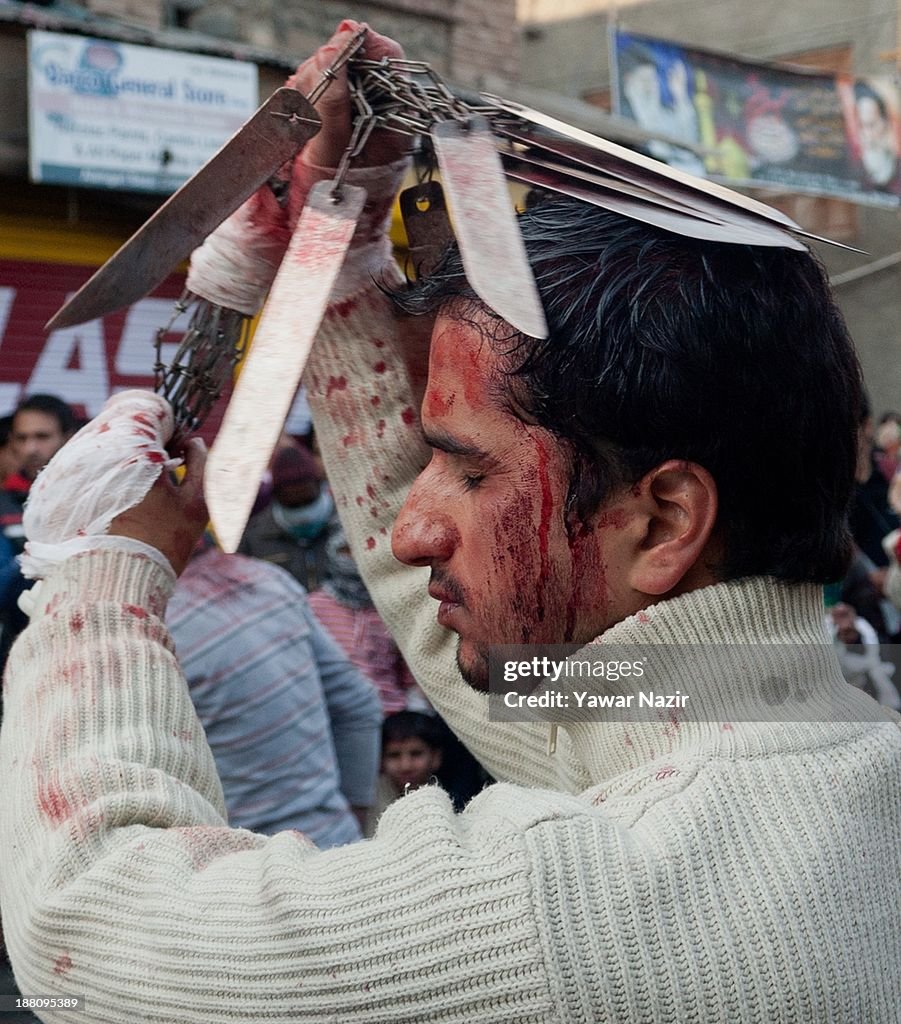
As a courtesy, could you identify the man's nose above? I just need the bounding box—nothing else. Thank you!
[391,474,459,567]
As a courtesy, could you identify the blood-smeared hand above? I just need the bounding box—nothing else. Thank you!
[287,20,407,170]
[108,437,208,577]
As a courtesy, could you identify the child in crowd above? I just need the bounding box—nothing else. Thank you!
[364,711,444,837]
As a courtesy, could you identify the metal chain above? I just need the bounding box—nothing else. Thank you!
[156,40,525,443]
[154,293,252,444]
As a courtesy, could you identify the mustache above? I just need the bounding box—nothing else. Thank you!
[430,568,466,606]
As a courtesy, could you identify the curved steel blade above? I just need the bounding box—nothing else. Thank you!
[46,88,321,331]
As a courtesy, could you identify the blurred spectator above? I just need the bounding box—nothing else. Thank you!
[308,526,418,715]
[0,415,20,484]
[838,544,900,642]
[882,527,901,613]
[828,602,901,710]
[249,432,308,519]
[240,443,336,590]
[8,393,75,486]
[364,711,444,837]
[167,544,381,849]
[850,396,899,568]
[874,418,901,482]
[0,395,75,671]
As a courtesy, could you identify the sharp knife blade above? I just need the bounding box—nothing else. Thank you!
[487,96,804,230]
[46,88,322,331]
[503,159,806,249]
[432,116,548,339]
[501,151,806,249]
[205,180,366,553]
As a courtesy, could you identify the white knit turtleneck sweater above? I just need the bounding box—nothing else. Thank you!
[0,162,899,1023]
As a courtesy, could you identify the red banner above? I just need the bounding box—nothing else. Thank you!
[0,258,230,440]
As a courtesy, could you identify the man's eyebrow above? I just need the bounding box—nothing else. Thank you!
[422,427,492,460]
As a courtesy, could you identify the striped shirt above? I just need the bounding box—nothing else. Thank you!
[167,549,382,849]
[307,590,417,715]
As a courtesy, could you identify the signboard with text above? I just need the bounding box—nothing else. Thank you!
[27,30,259,194]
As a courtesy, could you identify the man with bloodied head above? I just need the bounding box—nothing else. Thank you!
[0,21,898,1024]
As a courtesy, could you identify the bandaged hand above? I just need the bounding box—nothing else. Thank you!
[21,390,207,585]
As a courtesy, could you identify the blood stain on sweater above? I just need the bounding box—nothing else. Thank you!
[124,604,148,620]
[325,375,347,398]
[53,953,73,976]
[373,361,387,374]
[400,407,416,427]
[37,777,85,824]
[70,612,84,633]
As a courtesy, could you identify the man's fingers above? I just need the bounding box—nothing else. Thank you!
[179,437,209,523]
[289,22,406,170]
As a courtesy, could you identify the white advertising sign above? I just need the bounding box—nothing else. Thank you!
[28,30,259,194]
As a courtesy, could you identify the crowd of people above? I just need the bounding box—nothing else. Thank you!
[0,18,897,1022]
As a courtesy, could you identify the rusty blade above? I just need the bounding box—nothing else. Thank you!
[432,116,548,339]
[205,181,366,553]
[46,88,322,331]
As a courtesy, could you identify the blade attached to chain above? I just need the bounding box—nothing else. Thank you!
[46,88,322,331]
[432,116,547,339]
[205,180,366,553]
[400,181,455,278]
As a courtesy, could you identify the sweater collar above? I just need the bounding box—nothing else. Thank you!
[559,577,863,784]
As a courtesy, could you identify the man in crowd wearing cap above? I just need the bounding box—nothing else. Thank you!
[240,442,337,591]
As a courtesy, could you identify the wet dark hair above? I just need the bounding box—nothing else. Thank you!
[392,195,863,584]
[14,394,76,436]
[382,711,444,751]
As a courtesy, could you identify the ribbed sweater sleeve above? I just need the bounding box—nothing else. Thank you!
[0,549,558,1023]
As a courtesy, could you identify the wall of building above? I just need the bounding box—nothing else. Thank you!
[520,0,901,417]
[176,0,520,87]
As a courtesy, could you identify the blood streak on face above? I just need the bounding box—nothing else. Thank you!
[391,307,619,691]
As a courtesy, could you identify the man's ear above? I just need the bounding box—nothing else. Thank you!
[626,460,719,597]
